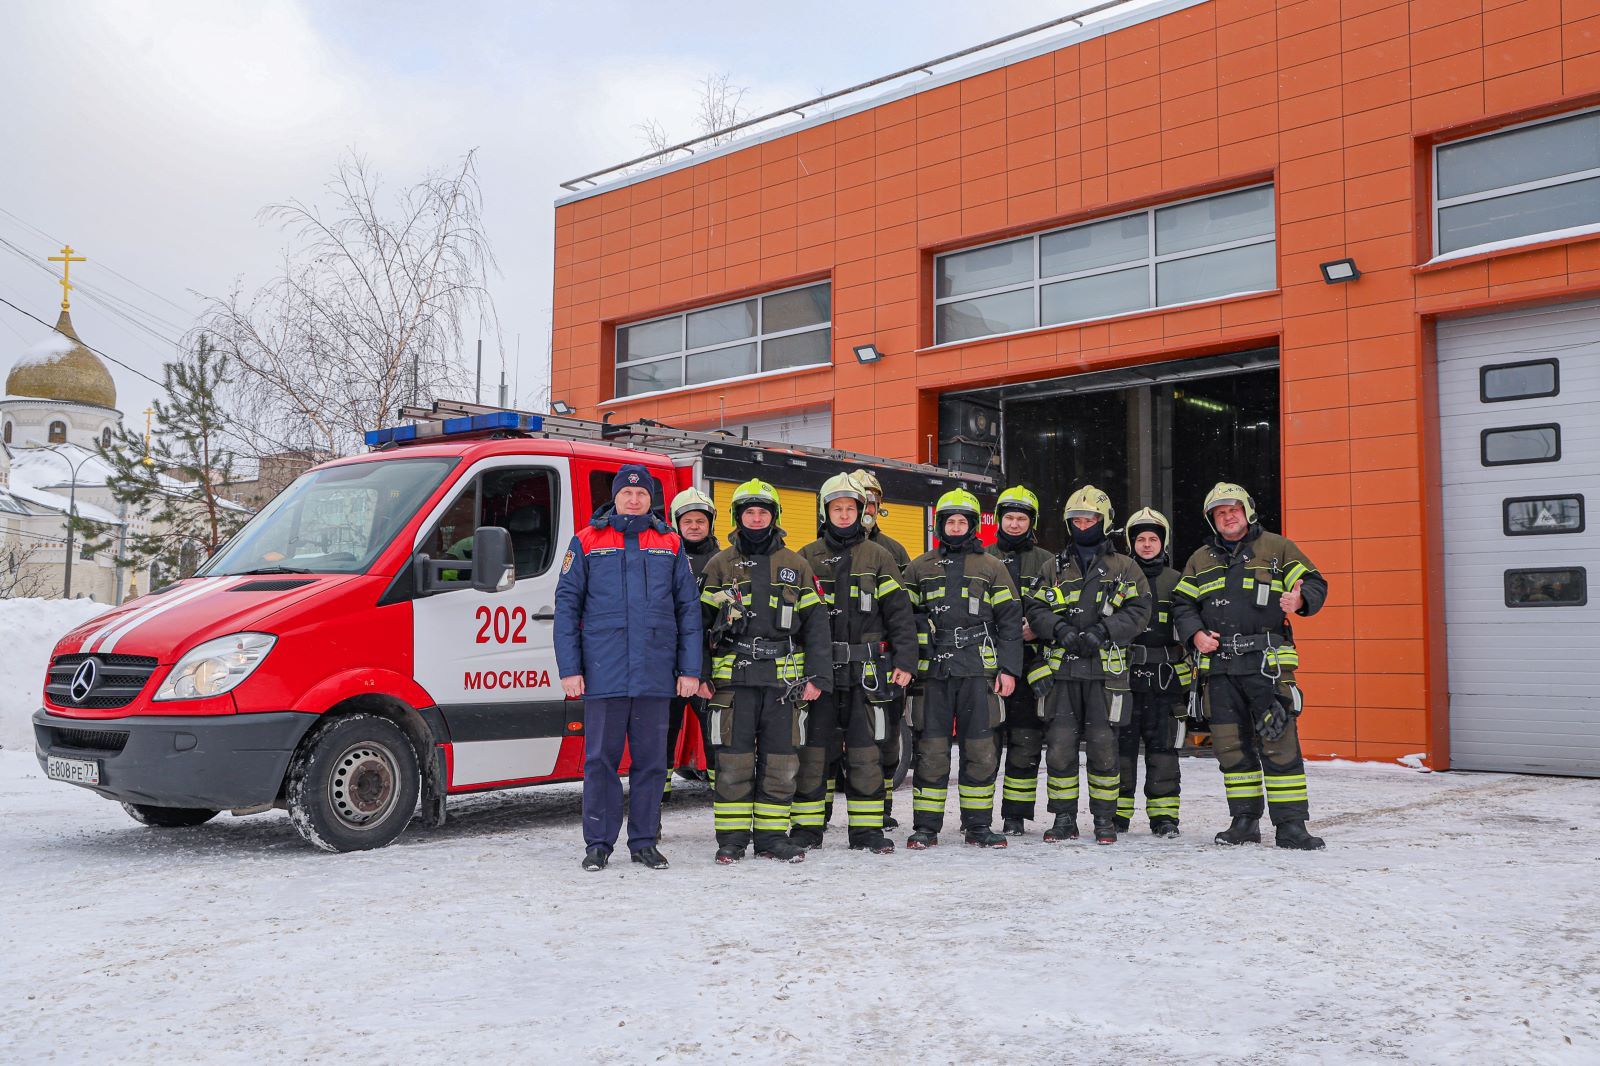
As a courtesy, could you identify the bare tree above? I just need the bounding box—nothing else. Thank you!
[200,151,498,457]
[0,540,51,599]
[630,72,754,172]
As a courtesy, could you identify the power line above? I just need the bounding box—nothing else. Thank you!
[0,206,195,316]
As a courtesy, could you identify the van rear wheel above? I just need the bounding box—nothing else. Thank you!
[286,714,419,853]
[121,802,219,828]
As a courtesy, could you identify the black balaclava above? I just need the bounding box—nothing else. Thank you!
[822,511,866,549]
[734,506,777,555]
[938,513,980,553]
[994,508,1035,553]
[1127,522,1168,579]
[1070,517,1105,574]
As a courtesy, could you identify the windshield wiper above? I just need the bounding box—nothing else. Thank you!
[236,566,314,575]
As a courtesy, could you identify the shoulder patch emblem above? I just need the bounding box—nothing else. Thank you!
[779,566,798,584]
[561,550,575,574]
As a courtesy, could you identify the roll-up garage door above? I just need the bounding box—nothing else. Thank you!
[1437,299,1600,776]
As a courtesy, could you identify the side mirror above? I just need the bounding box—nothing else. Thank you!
[469,526,516,593]
[415,525,517,595]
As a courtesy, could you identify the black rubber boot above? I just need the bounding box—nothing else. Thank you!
[1093,816,1118,844]
[1042,813,1079,842]
[964,826,1008,848]
[1275,820,1326,851]
[755,838,807,863]
[1150,817,1181,838]
[883,815,899,829]
[788,826,825,850]
[1214,815,1262,846]
[1113,816,1131,833]
[849,831,895,855]
[906,830,938,849]
[714,845,746,865]
[630,846,670,870]
[582,846,610,872]
[1002,816,1026,836]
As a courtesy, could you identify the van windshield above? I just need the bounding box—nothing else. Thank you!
[200,456,459,576]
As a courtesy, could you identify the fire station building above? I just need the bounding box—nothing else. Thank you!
[549,0,1600,775]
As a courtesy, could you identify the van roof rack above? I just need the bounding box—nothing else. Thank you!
[393,400,997,492]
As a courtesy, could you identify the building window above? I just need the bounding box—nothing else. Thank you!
[614,282,831,399]
[1480,358,1559,402]
[2,420,10,444]
[48,420,67,444]
[1435,109,1600,257]
[1504,495,1584,536]
[100,426,113,449]
[933,185,1276,345]
[1480,423,1561,466]
[1504,566,1587,608]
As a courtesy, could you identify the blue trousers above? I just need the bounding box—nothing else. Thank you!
[582,696,670,852]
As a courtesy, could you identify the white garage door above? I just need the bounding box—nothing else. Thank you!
[1438,299,1600,776]
[729,408,832,448]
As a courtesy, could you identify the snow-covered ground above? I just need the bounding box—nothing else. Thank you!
[1,751,1596,1065]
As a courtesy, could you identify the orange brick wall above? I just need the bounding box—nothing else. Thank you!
[551,0,1600,767]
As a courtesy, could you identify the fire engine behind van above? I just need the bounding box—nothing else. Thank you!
[33,407,990,851]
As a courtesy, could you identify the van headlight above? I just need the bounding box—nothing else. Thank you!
[155,633,277,701]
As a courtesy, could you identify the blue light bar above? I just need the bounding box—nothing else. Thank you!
[364,412,545,447]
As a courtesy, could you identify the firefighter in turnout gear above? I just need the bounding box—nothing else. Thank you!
[851,468,912,830]
[986,486,1055,836]
[1024,486,1152,845]
[1171,483,1329,851]
[901,488,1024,849]
[670,487,722,802]
[794,474,917,853]
[699,480,833,864]
[1116,507,1189,838]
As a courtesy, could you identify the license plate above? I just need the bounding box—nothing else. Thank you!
[46,756,100,785]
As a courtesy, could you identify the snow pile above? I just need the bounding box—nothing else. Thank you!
[8,330,75,371]
[0,597,109,751]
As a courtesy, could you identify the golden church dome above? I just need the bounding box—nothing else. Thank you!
[5,310,118,410]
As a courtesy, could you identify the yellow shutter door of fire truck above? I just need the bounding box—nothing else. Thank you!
[710,480,926,554]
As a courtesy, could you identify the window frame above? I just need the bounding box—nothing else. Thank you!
[1504,566,1588,608]
[613,281,832,401]
[1478,357,1560,404]
[1502,493,1585,537]
[1432,105,1600,259]
[931,184,1277,347]
[419,464,562,581]
[1480,423,1562,467]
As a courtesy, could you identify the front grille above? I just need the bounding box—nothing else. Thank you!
[45,653,160,709]
[47,727,129,754]
[232,579,315,592]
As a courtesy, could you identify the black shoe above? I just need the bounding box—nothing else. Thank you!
[1214,815,1262,846]
[581,846,610,872]
[964,827,1008,848]
[788,826,825,850]
[1113,815,1131,833]
[630,845,669,870]
[756,839,807,863]
[1093,817,1118,845]
[883,814,899,830]
[849,832,895,855]
[1042,813,1079,842]
[714,845,746,865]
[906,830,938,849]
[1275,820,1326,851]
[1150,818,1181,838]
[1002,816,1026,836]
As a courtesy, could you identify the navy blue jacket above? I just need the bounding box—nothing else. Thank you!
[554,510,703,698]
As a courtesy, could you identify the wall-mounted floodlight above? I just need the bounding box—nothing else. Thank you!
[1319,258,1360,284]
[853,343,882,364]
[551,400,575,415]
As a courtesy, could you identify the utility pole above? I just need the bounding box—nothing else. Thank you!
[32,442,93,599]
[498,369,507,407]
[475,338,483,405]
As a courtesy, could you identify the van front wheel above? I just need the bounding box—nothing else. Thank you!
[286,714,419,853]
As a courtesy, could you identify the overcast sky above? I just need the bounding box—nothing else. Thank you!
[1,0,1139,427]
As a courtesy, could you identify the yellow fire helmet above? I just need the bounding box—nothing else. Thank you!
[731,478,781,521]
[995,485,1040,520]
[1203,481,1257,530]
[851,468,888,515]
[1123,506,1172,553]
[1064,485,1114,524]
[818,472,866,519]
[935,487,982,523]
[670,486,716,525]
